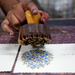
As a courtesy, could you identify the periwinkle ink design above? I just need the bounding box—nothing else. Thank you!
[21,46,53,69]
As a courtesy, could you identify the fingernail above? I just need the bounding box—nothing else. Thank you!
[42,18,45,23]
[32,9,38,14]
[10,32,13,36]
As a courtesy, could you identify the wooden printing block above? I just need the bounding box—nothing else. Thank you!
[18,24,51,47]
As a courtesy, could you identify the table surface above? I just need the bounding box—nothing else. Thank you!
[0,19,75,75]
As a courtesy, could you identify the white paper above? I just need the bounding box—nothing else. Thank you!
[0,44,19,72]
[14,44,75,73]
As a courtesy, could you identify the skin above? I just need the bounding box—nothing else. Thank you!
[0,0,19,15]
[0,0,49,36]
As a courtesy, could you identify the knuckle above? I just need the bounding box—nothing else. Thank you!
[12,22,19,26]
[7,11,11,15]
[14,12,25,24]
[1,21,5,28]
[43,13,49,20]
[46,13,49,17]
[22,1,33,9]
[19,16,25,24]
[46,13,49,19]
[1,22,7,31]
[12,22,20,30]
[27,2,36,8]
[20,17,25,24]
[17,11,25,20]
[12,4,18,9]
[12,4,25,23]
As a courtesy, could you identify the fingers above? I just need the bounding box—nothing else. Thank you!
[20,0,49,23]
[12,3,26,24]
[27,2,38,15]
[39,10,49,24]
[1,12,21,36]
[1,19,14,36]
[1,0,49,37]
[7,13,21,30]
[21,0,38,15]
[20,1,49,23]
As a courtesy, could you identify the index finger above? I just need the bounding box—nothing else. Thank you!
[1,19,14,36]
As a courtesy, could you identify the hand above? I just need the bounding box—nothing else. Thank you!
[1,0,49,36]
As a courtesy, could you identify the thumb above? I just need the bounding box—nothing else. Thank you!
[1,19,14,36]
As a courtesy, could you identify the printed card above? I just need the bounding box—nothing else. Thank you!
[14,44,75,73]
[0,44,19,72]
